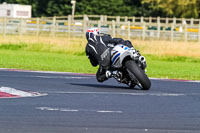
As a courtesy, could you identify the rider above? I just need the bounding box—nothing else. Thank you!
[85,28,145,82]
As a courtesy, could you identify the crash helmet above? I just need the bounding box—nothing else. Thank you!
[86,28,99,41]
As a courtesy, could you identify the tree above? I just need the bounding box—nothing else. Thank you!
[1,0,199,18]
[76,0,133,16]
[142,0,199,18]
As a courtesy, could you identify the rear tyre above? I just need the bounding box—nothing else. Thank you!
[124,60,151,90]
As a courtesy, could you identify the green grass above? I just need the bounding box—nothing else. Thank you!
[0,49,200,80]
[146,55,200,80]
[0,50,97,73]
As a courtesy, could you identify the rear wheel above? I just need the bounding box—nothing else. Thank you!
[124,60,151,90]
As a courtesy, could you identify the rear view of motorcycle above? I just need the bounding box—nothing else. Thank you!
[110,44,151,90]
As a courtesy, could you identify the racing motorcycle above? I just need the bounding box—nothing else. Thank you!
[109,44,151,90]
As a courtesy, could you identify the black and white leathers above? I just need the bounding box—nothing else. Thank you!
[85,33,133,82]
[86,33,125,67]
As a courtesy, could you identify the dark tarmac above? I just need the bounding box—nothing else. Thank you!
[0,69,200,133]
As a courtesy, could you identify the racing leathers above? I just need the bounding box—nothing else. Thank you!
[85,34,134,82]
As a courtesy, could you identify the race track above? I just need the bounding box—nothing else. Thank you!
[0,69,200,133]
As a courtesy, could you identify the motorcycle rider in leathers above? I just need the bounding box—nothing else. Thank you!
[85,28,146,82]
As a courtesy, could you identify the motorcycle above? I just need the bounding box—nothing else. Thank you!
[109,44,151,90]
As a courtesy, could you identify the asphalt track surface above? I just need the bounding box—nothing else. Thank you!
[0,69,200,133]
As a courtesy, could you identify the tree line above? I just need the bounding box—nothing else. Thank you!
[1,0,200,18]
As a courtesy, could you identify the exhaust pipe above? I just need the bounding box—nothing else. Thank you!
[139,56,146,63]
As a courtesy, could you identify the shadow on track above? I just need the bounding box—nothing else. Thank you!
[68,83,140,90]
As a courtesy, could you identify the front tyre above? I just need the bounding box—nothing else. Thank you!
[124,60,151,90]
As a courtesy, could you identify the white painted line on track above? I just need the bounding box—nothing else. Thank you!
[60,109,79,112]
[36,107,123,113]
[48,91,185,97]
[96,110,123,113]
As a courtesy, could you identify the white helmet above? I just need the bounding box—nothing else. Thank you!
[87,28,99,35]
[86,28,99,40]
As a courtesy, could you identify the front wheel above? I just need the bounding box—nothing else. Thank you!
[124,60,151,90]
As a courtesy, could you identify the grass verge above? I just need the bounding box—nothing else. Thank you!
[0,50,97,73]
[0,35,200,80]
[0,49,200,80]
